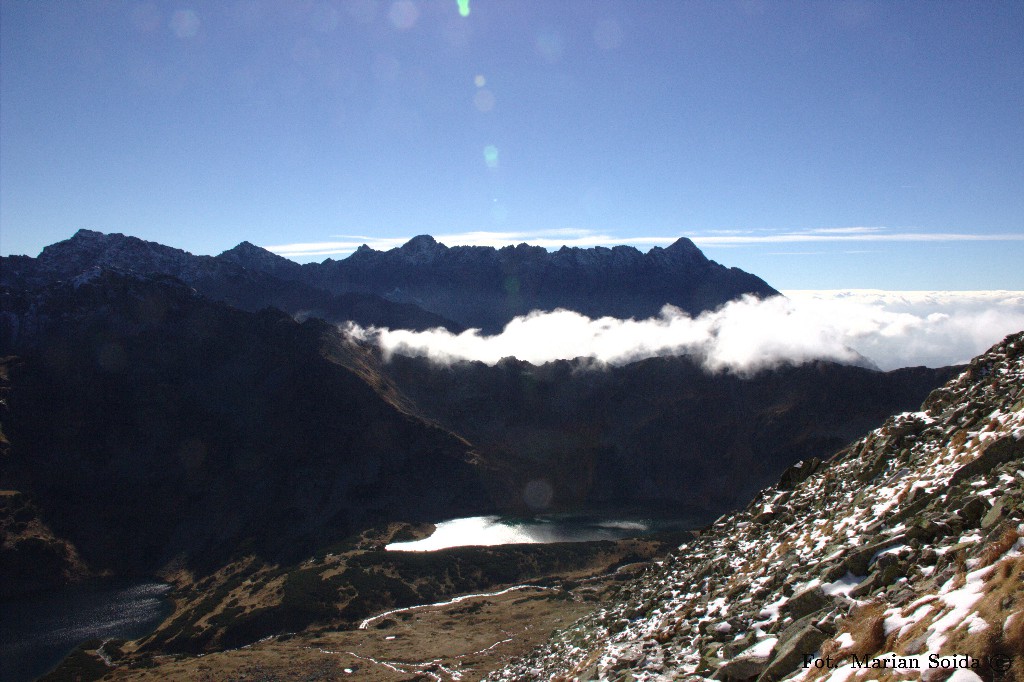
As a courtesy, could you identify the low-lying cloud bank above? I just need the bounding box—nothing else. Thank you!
[347,291,1024,373]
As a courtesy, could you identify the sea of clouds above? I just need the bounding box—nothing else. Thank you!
[347,291,1024,373]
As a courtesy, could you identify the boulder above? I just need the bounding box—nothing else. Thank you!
[949,436,1024,486]
[785,586,830,621]
[981,498,1008,529]
[956,496,991,526]
[850,562,905,598]
[777,458,822,490]
[714,652,772,681]
[756,623,828,682]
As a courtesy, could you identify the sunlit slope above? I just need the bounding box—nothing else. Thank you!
[491,331,1024,681]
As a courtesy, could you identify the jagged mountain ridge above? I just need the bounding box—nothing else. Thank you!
[307,235,779,333]
[3,229,778,334]
[0,230,461,332]
[490,332,1024,681]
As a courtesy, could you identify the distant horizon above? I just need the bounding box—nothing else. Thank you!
[3,2,1022,291]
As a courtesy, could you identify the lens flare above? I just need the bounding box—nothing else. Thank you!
[535,29,563,63]
[483,145,499,168]
[523,479,554,510]
[457,0,470,17]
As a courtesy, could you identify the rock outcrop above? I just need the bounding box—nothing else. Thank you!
[490,331,1024,681]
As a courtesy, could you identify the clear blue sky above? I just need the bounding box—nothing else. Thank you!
[2,1,1022,289]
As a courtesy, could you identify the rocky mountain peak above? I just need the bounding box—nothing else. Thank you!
[650,236,710,266]
[216,240,302,279]
[395,234,448,263]
[36,229,197,280]
[220,240,263,255]
[665,235,705,256]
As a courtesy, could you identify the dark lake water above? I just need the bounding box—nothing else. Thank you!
[0,580,172,682]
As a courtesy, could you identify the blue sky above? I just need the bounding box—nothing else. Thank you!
[2,1,1022,290]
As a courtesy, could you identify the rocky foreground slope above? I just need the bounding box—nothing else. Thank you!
[490,332,1024,681]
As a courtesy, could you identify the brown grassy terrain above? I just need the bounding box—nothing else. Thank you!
[103,585,602,681]
[42,526,681,681]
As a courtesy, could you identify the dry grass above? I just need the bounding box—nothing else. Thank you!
[813,556,1024,681]
[937,555,1024,681]
[844,602,888,660]
[895,480,915,505]
[773,539,794,558]
[818,600,887,672]
[1006,609,1024,682]
[979,527,1023,568]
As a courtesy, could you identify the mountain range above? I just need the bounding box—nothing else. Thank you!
[2,229,778,333]
[0,229,994,680]
[0,267,952,593]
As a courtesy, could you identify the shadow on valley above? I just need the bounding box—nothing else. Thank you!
[0,272,492,586]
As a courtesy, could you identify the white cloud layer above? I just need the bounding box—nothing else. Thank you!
[347,291,1024,373]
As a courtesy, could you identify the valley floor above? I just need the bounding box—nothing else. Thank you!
[39,528,675,682]
[103,583,597,681]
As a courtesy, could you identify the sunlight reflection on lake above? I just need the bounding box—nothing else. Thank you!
[385,515,651,552]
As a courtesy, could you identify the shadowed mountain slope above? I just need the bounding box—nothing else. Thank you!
[374,351,957,521]
[0,271,491,587]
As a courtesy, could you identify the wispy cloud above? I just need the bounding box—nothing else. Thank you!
[693,230,1024,246]
[347,291,1024,372]
[266,228,1024,259]
[265,229,672,258]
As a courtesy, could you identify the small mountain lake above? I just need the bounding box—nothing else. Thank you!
[386,514,696,551]
[0,580,172,682]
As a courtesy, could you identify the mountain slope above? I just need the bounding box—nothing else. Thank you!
[378,352,957,520]
[490,331,1024,681]
[0,271,492,584]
